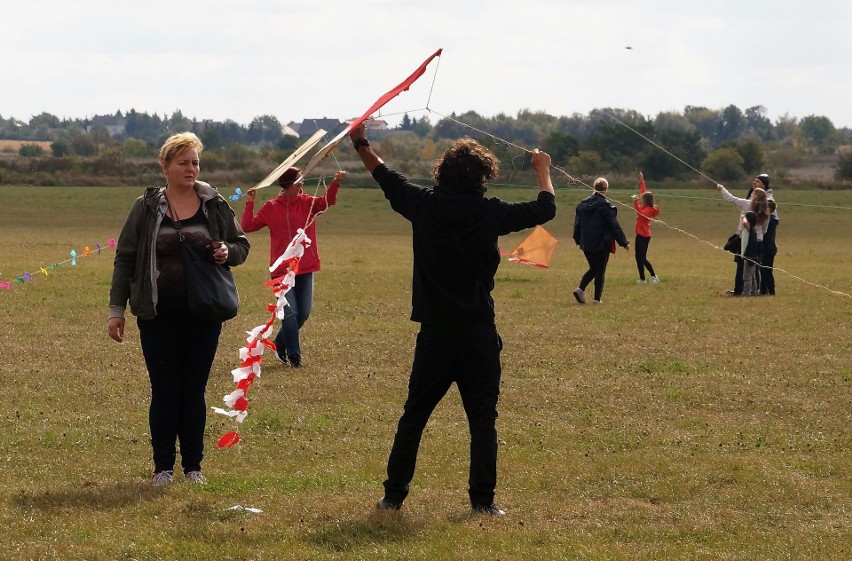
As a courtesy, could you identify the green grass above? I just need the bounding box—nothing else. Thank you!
[0,182,850,560]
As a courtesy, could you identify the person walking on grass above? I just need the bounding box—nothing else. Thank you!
[108,132,250,487]
[350,122,556,516]
[241,167,345,368]
[572,177,630,304]
[632,171,660,284]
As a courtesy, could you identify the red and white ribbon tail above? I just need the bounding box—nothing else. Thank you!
[302,48,443,177]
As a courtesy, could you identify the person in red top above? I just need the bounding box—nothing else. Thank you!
[632,171,660,284]
[242,167,345,366]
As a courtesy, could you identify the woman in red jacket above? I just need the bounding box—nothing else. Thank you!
[242,167,345,367]
[632,171,660,284]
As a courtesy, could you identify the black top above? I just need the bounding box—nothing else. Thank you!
[372,164,556,325]
[572,193,629,252]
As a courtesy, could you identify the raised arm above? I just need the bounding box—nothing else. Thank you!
[350,123,383,174]
[530,149,554,195]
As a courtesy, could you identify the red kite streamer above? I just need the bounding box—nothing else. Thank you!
[302,48,442,177]
[212,49,444,447]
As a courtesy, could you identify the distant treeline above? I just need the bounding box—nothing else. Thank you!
[1,105,851,186]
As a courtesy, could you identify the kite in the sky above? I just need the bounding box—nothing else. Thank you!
[502,225,559,268]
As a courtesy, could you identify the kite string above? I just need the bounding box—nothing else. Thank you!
[422,108,850,298]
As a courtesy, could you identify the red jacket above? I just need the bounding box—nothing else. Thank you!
[633,176,659,237]
[241,181,339,277]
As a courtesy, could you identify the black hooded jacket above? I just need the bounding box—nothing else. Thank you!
[572,192,629,252]
[372,164,556,325]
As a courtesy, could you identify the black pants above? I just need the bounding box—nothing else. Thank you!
[732,255,745,294]
[138,301,221,474]
[760,252,776,295]
[634,234,655,280]
[579,249,610,301]
[383,323,502,507]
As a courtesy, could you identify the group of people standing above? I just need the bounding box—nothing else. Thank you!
[717,173,779,296]
[105,127,776,516]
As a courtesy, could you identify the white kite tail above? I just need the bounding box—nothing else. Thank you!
[269,229,312,319]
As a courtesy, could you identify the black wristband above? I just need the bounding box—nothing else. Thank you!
[353,138,370,150]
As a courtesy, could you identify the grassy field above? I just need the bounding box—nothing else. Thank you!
[0,179,850,560]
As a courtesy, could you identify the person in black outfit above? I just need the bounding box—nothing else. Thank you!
[760,198,779,295]
[572,178,629,304]
[350,123,556,516]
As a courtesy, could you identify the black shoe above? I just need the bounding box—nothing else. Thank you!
[472,503,505,516]
[376,497,402,511]
[288,354,302,368]
[272,352,288,366]
[726,290,741,296]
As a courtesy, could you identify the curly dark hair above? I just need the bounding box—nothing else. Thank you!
[433,138,500,194]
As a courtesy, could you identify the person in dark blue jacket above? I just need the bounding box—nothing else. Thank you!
[350,122,556,516]
[572,178,629,304]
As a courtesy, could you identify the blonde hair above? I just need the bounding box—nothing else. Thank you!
[159,132,204,166]
[593,177,609,192]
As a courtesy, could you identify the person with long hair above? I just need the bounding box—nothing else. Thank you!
[632,171,660,284]
[241,167,345,367]
[108,132,250,486]
[717,178,770,296]
[350,123,556,516]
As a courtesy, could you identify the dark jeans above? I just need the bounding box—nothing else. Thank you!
[383,323,503,507]
[579,249,610,301]
[634,234,655,280]
[274,272,313,359]
[138,300,221,474]
[760,253,776,294]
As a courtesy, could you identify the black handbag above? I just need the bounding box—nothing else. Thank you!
[167,194,239,322]
[723,233,741,253]
[181,240,239,322]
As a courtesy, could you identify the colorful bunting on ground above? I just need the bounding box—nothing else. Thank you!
[0,238,116,292]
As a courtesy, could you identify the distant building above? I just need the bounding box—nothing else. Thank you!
[87,114,126,136]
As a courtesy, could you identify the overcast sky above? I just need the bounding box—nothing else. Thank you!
[2,0,850,131]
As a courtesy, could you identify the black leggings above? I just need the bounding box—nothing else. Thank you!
[138,302,222,474]
[634,234,655,280]
[579,249,611,301]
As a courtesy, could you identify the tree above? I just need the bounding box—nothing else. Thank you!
[541,131,579,165]
[51,139,71,157]
[797,115,839,148]
[835,150,852,180]
[70,133,97,157]
[247,115,284,145]
[400,114,412,131]
[731,138,765,175]
[745,105,773,141]
[702,147,745,182]
[19,144,45,157]
[567,151,603,177]
[717,105,747,144]
[684,106,720,146]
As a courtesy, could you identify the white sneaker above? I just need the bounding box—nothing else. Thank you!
[636,279,647,284]
[152,470,174,487]
[592,299,602,304]
[184,470,207,484]
[650,276,660,284]
[573,287,586,304]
